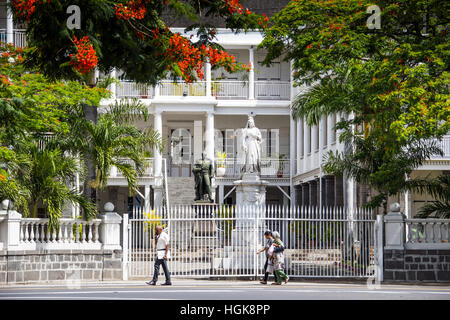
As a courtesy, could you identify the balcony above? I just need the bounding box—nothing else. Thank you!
[109,158,154,178]
[0,29,26,48]
[215,158,291,179]
[431,136,450,159]
[115,80,290,101]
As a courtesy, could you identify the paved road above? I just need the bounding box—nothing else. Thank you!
[1,280,449,300]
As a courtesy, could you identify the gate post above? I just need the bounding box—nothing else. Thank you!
[122,213,129,281]
[375,214,384,282]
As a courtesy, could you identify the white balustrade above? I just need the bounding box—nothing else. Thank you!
[405,218,450,249]
[215,158,291,178]
[212,81,248,99]
[432,136,450,159]
[18,218,102,250]
[0,29,26,48]
[255,81,290,100]
[159,80,206,96]
[110,158,154,178]
[116,81,154,99]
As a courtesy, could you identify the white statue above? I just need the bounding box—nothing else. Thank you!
[241,116,262,174]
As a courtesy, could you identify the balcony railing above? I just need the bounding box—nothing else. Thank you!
[212,81,248,99]
[433,136,450,158]
[116,81,154,99]
[215,158,290,178]
[255,81,290,100]
[109,158,154,178]
[160,80,206,96]
[0,29,26,48]
[116,80,290,101]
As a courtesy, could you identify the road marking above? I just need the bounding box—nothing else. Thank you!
[0,296,175,300]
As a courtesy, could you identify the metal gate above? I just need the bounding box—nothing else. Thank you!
[122,205,382,281]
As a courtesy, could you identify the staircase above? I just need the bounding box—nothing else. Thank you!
[166,177,196,205]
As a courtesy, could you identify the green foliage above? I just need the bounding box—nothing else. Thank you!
[261,0,450,210]
[408,175,450,218]
[216,151,227,168]
[0,43,162,228]
[215,205,235,238]
[11,0,264,83]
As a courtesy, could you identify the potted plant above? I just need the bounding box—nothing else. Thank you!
[277,154,286,177]
[216,151,227,177]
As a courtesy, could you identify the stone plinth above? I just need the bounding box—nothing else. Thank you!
[231,173,268,270]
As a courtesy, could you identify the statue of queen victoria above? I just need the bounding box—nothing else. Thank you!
[241,116,262,175]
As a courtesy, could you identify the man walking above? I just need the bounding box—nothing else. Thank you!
[146,225,172,286]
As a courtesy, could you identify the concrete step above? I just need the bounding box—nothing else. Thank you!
[167,177,195,205]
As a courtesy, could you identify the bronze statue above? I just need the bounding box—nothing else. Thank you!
[192,151,214,202]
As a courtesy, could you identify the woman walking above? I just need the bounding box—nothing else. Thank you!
[270,231,289,285]
[256,230,274,284]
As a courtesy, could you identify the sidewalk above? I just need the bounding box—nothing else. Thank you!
[1,278,449,289]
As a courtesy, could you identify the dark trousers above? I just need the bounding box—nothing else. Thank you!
[152,258,171,282]
[263,257,275,281]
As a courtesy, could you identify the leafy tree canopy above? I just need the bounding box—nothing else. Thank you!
[11,0,268,83]
[260,0,449,209]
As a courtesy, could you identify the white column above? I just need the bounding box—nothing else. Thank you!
[154,84,160,97]
[153,111,163,207]
[144,185,151,212]
[296,118,303,175]
[290,116,296,205]
[303,122,310,172]
[205,59,212,97]
[110,68,117,98]
[153,111,162,177]
[312,124,318,153]
[193,120,203,162]
[248,47,255,100]
[219,185,224,205]
[6,0,14,44]
[205,111,215,161]
[290,116,296,176]
[327,114,334,146]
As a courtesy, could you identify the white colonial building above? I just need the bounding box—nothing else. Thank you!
[1,0,449,218]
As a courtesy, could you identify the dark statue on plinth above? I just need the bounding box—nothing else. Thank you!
[192,151,214,203]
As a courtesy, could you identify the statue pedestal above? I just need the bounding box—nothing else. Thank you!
[191,202,218,248]
[230,173,268,270]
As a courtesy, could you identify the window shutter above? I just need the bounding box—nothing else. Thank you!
[260,129,267,158]
[271,129,280,157]
[225,129,235,159]
[214,129,224,157]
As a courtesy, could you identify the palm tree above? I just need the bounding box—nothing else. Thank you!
[24,142,96,230]
[410,175,450,218]
[54,98,163,200]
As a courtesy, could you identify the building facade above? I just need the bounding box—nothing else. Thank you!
[1,0,449,218]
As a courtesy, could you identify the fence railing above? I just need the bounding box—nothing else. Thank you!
[116,81,154,99]
[215,158,291,178]
[432,136,450,159]
[212,81,248,99]
[19,218,102,250]
[109,158,154,178]
[0,29,27,48]
[255,81,290,100]
[125,205,377,279]
[406,218,450,249]
[160,80,206,97]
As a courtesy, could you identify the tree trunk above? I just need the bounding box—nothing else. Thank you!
[82,70,98,218]
[82,103,98,217]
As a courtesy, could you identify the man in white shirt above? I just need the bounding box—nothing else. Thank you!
[146,225,172,285]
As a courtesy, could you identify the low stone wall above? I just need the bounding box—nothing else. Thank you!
[384,249,450,282]
[0,249,122,284]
